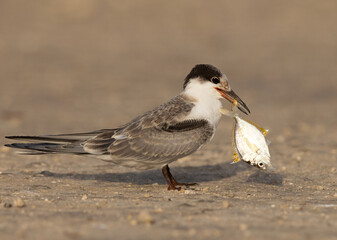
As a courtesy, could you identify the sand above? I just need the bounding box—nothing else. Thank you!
[0,1,336,239]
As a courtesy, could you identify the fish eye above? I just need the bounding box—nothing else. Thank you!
[211,77,220,84]
[258,162,264,168]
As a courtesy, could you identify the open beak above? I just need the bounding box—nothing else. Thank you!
[215,87,250,115]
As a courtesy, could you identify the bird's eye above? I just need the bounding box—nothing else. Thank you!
[211,77,220,84]
[258,162,264,168]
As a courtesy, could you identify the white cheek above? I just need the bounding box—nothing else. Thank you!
[183,80,223,127]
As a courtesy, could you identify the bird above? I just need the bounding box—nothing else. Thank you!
[5,64,250,190]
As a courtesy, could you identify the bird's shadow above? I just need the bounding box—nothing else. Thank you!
[39,161,283,186]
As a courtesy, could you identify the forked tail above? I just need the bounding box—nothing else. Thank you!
[5,130,105,155]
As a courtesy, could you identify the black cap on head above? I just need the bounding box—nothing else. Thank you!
[183,64,222,89]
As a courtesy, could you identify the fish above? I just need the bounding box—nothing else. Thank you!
[219,107,273,170]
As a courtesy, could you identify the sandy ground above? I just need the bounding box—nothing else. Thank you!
[0,1,337,239]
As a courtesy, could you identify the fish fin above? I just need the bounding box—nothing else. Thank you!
[262,129,269,136]
[231,152,241,164]
[231,143,241,164]
[244,119,269,136]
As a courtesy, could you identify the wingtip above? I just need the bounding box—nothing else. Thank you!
[5,136,23,140]
[4,143,18,149]
[5,136,24,140]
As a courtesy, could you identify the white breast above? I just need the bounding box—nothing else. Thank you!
[182,79,223,128]
[187,99,222,128]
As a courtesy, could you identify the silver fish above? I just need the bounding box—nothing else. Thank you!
[219,108,272,170]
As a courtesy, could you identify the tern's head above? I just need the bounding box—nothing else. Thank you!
[183,64,250,115]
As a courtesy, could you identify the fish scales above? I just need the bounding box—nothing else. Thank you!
[219,108,272,170]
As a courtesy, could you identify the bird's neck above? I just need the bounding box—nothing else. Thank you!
[181,89,222,128]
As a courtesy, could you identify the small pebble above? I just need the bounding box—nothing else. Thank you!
[316,186,324,191]
[81,195,88,201]
[137,211,155,225]
[293,205,303,211]
[184,190,195,194]
[144,193,151,198]
[227,192,235,198]
[193,186,202,191]
[292,152,303,161]
[222,201,230,208]
[13,198,25,208]
[127,215,137,226]
[153,208,163,213]
[239,223,248,231]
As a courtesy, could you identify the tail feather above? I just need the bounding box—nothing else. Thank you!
[5,129,119,155]
[5,130,107,143]
[5,132,102,155]
[4,142,86,155]
[5,136,80,143]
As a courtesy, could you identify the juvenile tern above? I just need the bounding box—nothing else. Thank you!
[5,64,250,190]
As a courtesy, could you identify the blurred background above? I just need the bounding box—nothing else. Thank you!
[1,2,337,239]
[0,0,336,147]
